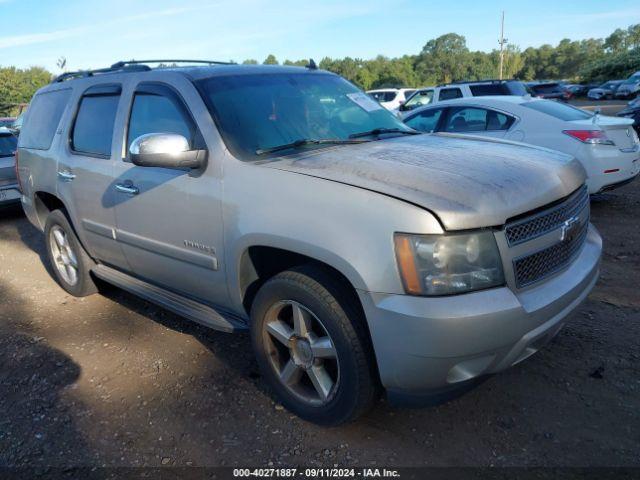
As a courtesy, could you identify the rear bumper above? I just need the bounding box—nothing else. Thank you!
[359,224,601,403]
[583,147,640,194]
[0,183,21,206]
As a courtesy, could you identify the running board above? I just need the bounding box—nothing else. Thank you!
[92,264,246,333]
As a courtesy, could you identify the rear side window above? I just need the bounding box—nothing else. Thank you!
[470,84,509,96]
[0,134,18,156]
[18,89,71,150]
[521,100,591,121]
[369,91,397,103]
[438,88,463,101]
[71,87,121,157]
[127,84,199,152]
[443,107,515,132]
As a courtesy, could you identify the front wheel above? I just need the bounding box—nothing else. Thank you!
[250,266,379,425]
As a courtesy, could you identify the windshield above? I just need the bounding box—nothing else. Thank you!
[521,100,592,121]
[623,75,640,85]
[0,134,17,157]
[197,73,410,160]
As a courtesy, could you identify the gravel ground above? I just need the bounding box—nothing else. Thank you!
[0,180,639,470]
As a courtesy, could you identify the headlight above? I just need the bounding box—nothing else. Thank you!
[394,231,505,296]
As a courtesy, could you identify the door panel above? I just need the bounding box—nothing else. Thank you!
[112,81,227,306]
[56,85,128,269]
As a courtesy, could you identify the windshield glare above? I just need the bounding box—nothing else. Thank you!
[197,73,410,160]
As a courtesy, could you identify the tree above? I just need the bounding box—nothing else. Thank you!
[263,54,279,65]
[0,66,52,116]
[416,33,470,84]
[242,59,258,65]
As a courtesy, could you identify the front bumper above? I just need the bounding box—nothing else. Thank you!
[0,183,21,206]
[359,224,601,404]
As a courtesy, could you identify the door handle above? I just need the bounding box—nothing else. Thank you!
[57,170,76,181]
[115,183,139,195]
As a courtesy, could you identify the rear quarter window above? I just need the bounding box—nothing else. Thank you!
[18,89,71,150]
[521,100,592,121]
[470,84,510,96]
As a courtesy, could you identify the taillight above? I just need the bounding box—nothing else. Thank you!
[562,130,615,146]
[14,149,21,192]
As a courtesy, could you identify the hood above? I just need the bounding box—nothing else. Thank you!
[262,134,586,231]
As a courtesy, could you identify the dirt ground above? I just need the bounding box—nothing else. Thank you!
[0,179,639,470]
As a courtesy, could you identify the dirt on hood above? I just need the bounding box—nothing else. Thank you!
[264,133,586,230]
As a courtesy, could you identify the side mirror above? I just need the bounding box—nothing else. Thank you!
[130,133,207,169]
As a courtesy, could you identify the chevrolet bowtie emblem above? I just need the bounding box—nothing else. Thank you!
[560,216,581,243]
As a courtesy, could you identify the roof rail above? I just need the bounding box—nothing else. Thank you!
[437,78,520,87]
[110,59,235,68]
[51,59,235,83]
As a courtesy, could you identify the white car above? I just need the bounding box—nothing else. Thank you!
[366,88,415,110]
[396,79,530,117]
[402,96,640,194]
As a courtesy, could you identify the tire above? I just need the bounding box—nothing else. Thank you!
[44,209,98,297]
[250,265,379,425]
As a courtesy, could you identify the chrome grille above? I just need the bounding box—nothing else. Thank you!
[505,185,589,246]
[513,220,588,288]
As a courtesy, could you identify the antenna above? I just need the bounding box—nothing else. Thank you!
[306,59,318,70]
[498,11,508,80]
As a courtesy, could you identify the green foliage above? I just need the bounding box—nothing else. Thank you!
[0,23,637,113]
[263,54,279,65]
[580,47,640,81]
[0,66,52,115]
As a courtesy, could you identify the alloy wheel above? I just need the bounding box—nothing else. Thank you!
[263,300,339,406]
[49,225,79,286]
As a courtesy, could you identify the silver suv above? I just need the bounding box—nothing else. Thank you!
[17,60,602,425]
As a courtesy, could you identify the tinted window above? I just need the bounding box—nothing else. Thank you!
[470,84,509,96]
[443,107,515,132]
[18,89,71,150]
[197,73,409,160]
[521,100,592,121]
[127,91,196,151]
[0,134,18,156]
[405,109,444,132]
[438,88,463,101]
[72,94,120,156]
[404,90,434,110]
[445,107,488,132]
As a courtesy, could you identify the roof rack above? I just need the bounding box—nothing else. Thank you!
[52,59,235,83]
[437,78,520,87]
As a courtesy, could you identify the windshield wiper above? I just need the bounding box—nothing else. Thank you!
[256,138,366,156]
[348,127,420,139]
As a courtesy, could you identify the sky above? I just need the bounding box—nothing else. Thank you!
[0,0,639,73]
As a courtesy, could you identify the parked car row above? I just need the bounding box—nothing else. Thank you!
[367,79,530,114]
[8,60,624,425]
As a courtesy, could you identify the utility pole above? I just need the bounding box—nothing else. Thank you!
[498,11,508,79]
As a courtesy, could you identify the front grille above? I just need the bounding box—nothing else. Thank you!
[505,185,589,246]
[513,219,588,288]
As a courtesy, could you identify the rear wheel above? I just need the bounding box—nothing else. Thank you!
[250,265,379,425]
[44,209,97,297]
